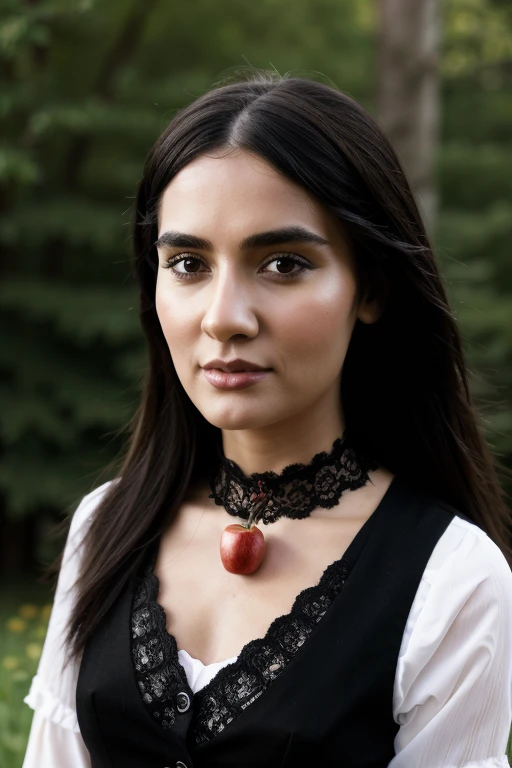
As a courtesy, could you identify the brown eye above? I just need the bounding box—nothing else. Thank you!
[181,257,201,273]
[263,253,311,278]
[162,254,205,275]
[274,257,295,274]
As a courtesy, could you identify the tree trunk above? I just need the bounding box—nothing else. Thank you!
[377,0,440,238]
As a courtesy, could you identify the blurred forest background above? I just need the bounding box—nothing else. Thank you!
[1,0,512,762]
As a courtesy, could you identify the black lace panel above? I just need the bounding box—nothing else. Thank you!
[131,572,191,729]
[131,556,352,746]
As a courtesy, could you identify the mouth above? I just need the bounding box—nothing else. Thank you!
[201,358,271,373]
[202,367,271,390]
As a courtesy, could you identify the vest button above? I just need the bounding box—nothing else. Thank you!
[176,691,191,713]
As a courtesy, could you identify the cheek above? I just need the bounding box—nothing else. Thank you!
[155,284,196,353]
[274,280,356,371]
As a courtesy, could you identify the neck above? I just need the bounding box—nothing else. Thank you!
[219,407,345,477]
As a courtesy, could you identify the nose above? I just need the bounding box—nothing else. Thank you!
[200,267,259,341]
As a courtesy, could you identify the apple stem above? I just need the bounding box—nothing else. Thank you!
[246,480,267,528]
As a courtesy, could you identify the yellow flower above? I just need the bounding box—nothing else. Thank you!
[19,604,39,619]
[6,617,27,633]
[2,656,20,670]
[25,643,42,661]
[34,624,48,639]
[12,669,29,682]
[40,604,53,622]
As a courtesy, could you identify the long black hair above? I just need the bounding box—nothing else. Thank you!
[55,70,511,667]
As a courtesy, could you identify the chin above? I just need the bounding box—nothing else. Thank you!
[198,402,285,432]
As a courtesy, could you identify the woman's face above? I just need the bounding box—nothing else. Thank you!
[155,149,381,434]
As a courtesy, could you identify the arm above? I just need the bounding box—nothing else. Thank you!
[389,517,512,768]
[22,481,114,768]
[22,710,92,768]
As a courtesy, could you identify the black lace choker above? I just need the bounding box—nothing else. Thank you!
[207,429,379,526]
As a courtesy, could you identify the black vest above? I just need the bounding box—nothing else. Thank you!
[76,475,463,767]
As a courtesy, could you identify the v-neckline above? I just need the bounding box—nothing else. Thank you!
[144,546,351,692]
[148,476,398,664]
[131,475,400,746]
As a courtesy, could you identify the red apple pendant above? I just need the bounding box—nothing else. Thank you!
[220,523,266,574]
[220,480,268,575]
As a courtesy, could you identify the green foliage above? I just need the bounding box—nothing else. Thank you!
[438,0,512,487]
[0,583,52,768]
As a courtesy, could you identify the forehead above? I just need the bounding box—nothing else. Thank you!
[157,149,340,241]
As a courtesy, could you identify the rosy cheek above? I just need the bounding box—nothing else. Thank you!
[156,282,180,325]
[156,297,198,357]
[280,290,350,338]
[156,299,178,348]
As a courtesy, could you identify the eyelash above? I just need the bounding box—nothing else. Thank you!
[160,253,312,281]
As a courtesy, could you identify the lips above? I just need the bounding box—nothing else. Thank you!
[202,359,270,373]
[202,367,271,390]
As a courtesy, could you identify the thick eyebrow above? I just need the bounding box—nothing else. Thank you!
[154,226,330,252]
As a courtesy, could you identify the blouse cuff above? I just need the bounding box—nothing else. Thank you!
[23,674,80,733]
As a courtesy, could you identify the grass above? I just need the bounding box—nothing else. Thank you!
[0,576,52,768]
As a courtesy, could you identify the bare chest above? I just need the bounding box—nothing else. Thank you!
[153,472,393,666]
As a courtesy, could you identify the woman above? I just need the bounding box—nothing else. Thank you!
[23,71,512,767]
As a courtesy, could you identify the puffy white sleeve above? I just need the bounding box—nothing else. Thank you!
[389,516,512,768]
[22,481,114,768]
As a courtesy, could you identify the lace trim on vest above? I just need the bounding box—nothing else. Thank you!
[131,573,190,729]
[131,556,352,745]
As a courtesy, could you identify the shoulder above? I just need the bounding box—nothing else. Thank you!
[425,513,512,596]
[60,478,119,579]
[68,478,119,538]
[399,513,512,666]
[393,475,511,592]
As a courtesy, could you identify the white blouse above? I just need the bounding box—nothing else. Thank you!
[22,481,512,768]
